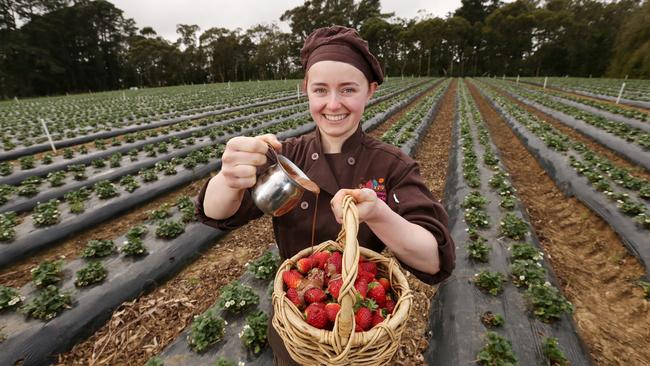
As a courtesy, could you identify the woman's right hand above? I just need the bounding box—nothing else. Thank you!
[220,134,281,189]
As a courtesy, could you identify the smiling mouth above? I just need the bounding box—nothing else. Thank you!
[323,114,348,121]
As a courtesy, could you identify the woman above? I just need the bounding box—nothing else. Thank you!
[196,25,455,365]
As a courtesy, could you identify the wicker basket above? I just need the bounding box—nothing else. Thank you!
[272,195,413,365]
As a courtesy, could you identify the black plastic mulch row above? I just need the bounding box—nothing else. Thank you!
[474,81,650,279]
[425,88,592,365]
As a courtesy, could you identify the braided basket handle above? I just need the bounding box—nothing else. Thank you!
[330,195,360,359]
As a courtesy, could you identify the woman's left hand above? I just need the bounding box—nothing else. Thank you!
[330,188,382,224]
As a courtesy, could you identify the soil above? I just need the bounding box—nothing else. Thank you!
[53,80,458,366]
[493,84,650,180]
[468,80,650,366]
[0,178,210,288]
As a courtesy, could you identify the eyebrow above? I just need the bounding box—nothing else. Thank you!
[310,82,360,87]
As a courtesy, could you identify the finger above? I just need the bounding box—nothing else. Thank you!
[256,134,282,152]
[228,176,256,189]
[229,164,257,179]
[227,136,267,154]
[222,150,267,167]
[355,188,377,203]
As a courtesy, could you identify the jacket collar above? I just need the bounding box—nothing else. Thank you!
[304,124,365,196]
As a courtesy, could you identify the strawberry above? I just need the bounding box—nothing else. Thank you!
[296,257,315,274]
[305,303,328,329]
[327,277,343,300]
[357,271,375,283]
[355,307,373,331]
[354,278,368,299]
[310,251,330,270]
[367,281,386,308]
[358,261,377,276]
[378,277,390,292]
[325,303,341,323]
[304,288,327,304]
[286,288,304,309]
[371,309,386,327]
[282,270,303,289]
[385,297,396,314]
[326,251,342,276]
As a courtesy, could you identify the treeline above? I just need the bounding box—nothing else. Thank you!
[1,0,648,98]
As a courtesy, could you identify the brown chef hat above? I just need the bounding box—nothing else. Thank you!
[300,25,384,85]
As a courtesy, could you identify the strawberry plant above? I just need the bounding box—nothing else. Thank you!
[41,153,53,165]
[81,239,116,258]
[63,148,74,159]
[0,162,12,176]
[121,236,147,256]
[19,156,35,170]
[75,261,107,287]
[524,282,573,323]
[0,212,18,241]
[94,180,119,199]
[461,191,489,209]
[67,163,87,180]
[214,357,237,366]
[127,224,148,240]
[240,310,268,354]
[247,251,280,280]
[79,145,89,155]
[155,220,184,239]
[119,175,140,193]
[19,285,73,320]
[634,213,650,229]
[476,331,518,366]
[510,259,546,287]
[94,139,106,150]
[182,156,197,169]
[499,195,516,210]
[109,153,122,168]
[0,285,23,310]
[149,204,171,220]
[0,184,15,205]
[500,213,528,240]
[467,237,491,262]
[31,259,64,287]
[617,199,645,216]
[187,308,227,352]
[144,145,157,157]
[18,177,41,197]
[47,171,66,187]
[110,137,121,146]
[483,151,499,167]
[510,243,543,261]
[139,168,158,182]
[480,311,504,328]
[464,207,490,229]
[33,199,61,226]
[156,142,168,153]
[128,149,139,161]
[473,270,505,296]
[91,158,106,168]
[217,281,259,313]
[542,337,569,366]
[64,187,90,214]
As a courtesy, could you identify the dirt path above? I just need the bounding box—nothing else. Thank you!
[468,80,650,366]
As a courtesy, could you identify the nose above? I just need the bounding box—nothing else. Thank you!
[326,92,342,110]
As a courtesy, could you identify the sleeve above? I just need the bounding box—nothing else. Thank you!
[387,160,456,285]
[194,176,264,231]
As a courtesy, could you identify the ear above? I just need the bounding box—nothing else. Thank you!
[367,82,378,101]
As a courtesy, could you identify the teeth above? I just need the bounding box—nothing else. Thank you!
[324,114,347,121]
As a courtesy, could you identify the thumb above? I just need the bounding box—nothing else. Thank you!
[258,134,282,152]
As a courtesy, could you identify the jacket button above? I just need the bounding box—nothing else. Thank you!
[300,201,309,209]
[347,157,355,165]
[311,153,319,160]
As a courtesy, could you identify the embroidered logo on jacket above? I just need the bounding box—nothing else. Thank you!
[359,178,387,202]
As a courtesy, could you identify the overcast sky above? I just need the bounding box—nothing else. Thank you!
[108,0,463,42]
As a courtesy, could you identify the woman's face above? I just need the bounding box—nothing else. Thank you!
[305,61,377,142]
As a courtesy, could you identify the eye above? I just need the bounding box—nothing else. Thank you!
[312,87,327,94]
[341,87,356,94]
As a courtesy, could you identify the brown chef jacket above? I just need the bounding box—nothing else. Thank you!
[195,124,456,364]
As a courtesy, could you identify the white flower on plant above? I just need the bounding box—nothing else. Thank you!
[238,362,246,366]
[239,300,246,307]
[244,262,249,267]
[544,281,551,287]
[536,262,542,267]
[519,275,525,281]
[8,297,20,306]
